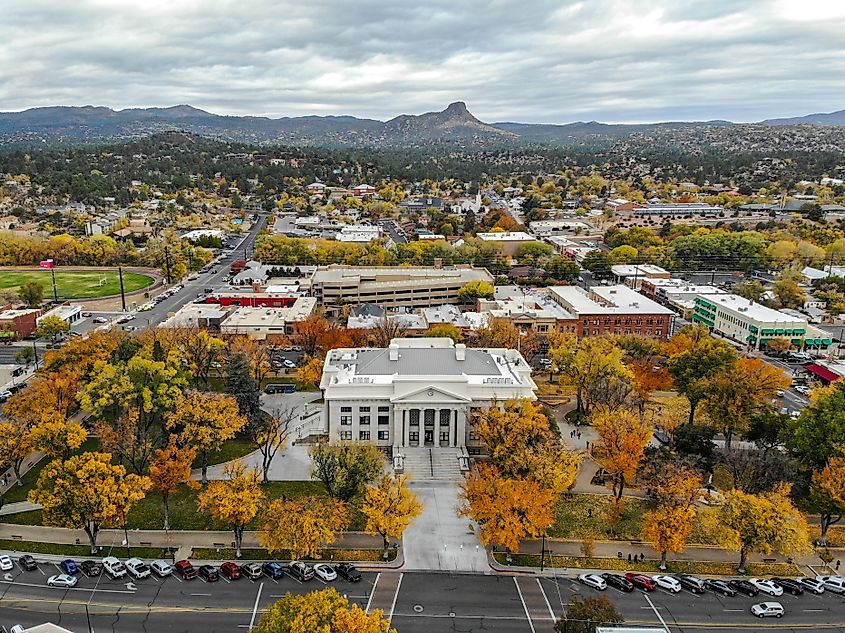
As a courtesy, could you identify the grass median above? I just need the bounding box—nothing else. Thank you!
[191,547,396,562]
[0,538,168,560]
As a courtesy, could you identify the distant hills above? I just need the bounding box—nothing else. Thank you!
[1,101,844,148]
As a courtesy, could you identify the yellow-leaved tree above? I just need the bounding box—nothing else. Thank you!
[474,399,580,493]
[459,463,554,553]
[255,587,395,633]
[717,484,810,573]
[259,496,349,560]
[362,474,422,557]
[810,457,845,547]
[29,419,88,460]
[641,461,702,569]
[166,390,246,483]
[149,438,198,530]
[591,408,652,500]
[197,461,263,558]
[0,419,34,488]
[28,452,151,554]
[296,356,324,389]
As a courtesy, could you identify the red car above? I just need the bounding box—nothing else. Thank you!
[220,562,242,580]
[625,572,656,591]
[174,560,198,580]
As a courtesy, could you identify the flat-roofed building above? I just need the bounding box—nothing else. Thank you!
[159,303,232,331]
[691,293,831,351]
[0,307,39,339]
[218,297,317,340]
[610,264,671,289]
[320,337,536,455]
[37,303,81,326]
[476,231,541,256]
[307,265,494,312]
[639,278,727,316]
[548,285,674,340]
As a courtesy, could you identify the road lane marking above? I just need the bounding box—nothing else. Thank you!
[0,578,135,594]
[513,576,536,633]
[190,593,211,596]
[643,593,670,633]
[248,581,264,631]
[388,573,403,623]
[366,573,380,613]
[723,609,744,612]
[535,578,556,620]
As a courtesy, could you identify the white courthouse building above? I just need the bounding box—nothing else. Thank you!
[319,338,536,455]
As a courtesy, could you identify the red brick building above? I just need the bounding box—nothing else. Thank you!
[0,307,40,339]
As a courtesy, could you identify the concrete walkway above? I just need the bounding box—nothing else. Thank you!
[402,480,487,572]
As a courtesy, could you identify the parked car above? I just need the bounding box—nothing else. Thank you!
[748,578,784,596]
[59,559,79,575]
[288,561,315,582]
[675,574,706,594]
[624,573,656,591]
[47,574,78,588]
[151,560,173,578]
[796,576,825,594]
[262,562,285,580]
[220,562,242,580]
[728,579,759,596]
[102,557,127,579]
[199,565,219,582]
[336,563,361,582]
[751,602,784,618]
[240,562,263,580]
[577,573,607,591]
[125,558,151,579]
[0,390,12,402]
[314,563,337,582]
[174,560,197,580]
[816,575,845,593]
[795,385,811,396]
[652,575,682,593]
[0,555,13,571]
[18,555,37,572]
[601,573,634,592]
[771,578,803,596]
[80,560,102,577]
[93,316,108,323]
[282,359,296,369]
[703,579,736,596]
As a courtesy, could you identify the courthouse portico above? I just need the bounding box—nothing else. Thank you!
[319,338,537,455]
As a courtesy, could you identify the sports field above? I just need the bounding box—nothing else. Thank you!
[0,270,154,299]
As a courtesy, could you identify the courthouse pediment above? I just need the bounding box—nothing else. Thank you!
[390,385,472,404]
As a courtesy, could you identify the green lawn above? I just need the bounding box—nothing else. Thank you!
[551,494,720,545]
[0,270,153,299]
[1,480,367,532]
[191,547,396,562]
[197,437,255,468]
[3,436,100,504]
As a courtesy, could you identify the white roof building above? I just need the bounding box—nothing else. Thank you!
[218,297,317,339]
[320,337,536,454]
[335,224,382,243]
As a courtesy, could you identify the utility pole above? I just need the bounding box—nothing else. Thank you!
[164,245,172,284]
[118,266,127,312]
[50,267,58,302]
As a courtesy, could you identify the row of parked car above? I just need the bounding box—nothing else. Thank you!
[0,553,364,588]
[576,572,845,619]
[578,571,844,596]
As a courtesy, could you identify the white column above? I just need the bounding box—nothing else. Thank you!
[456,407,467,448]
[450,409,458,447]
[393,406,403,448]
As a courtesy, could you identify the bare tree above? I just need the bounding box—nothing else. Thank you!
[251,403,297,484]
[370,317,407,348]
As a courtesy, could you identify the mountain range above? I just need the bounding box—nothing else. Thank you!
[1,101,844,148]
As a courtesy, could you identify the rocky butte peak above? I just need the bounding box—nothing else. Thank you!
[443,101,470,117]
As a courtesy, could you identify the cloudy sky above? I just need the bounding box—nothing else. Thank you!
[3,0,845,123]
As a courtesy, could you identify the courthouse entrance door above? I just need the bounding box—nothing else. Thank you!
[424,430,434,445]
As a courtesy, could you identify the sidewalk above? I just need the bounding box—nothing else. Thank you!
[0,523,382,552]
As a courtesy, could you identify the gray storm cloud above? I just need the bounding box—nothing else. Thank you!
[2,0,844,123]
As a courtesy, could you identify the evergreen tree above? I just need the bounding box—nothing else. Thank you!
[226,352,261,427]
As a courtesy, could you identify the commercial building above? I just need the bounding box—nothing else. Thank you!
[306,265,494,312]
[0,307,39,339]
[159,303,232,330]
[37,304,81,326]
[476,231,541,256]
[548,285,674,340]
[219,297,317,340]
[691,293,831,351]
[610,264,671,289]
[639,278,727,316]
[335,225,382,243]
[619,202,723,217]
[320,337,536,455]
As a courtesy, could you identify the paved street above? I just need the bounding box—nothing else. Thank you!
[2,565,845,632]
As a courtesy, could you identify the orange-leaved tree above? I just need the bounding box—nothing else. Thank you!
[259,496,349,560]
[149,438,198,530]
[197,461,263,558]
[591,408,652,500]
